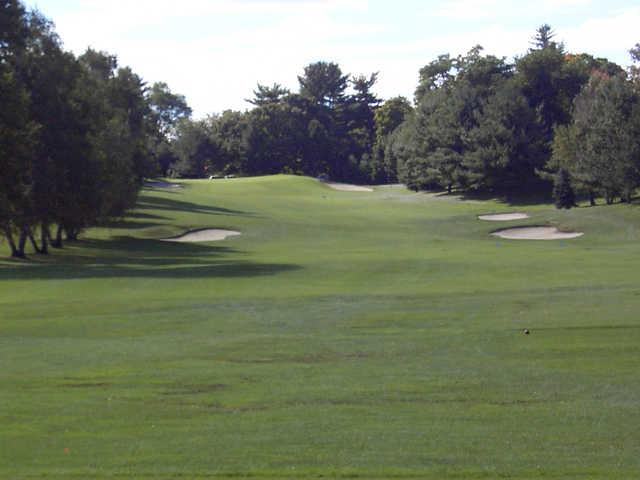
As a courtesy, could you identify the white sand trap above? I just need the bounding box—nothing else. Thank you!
[492,226,583,240]
[162,229,241,242]
[324,181,373,192]
[479,212,530,221]
[145,181,182,189]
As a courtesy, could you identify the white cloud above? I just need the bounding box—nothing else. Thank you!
[44,0,383,116]
[28,0,640,116]
[430,0,593,19]
[560,6,640,60]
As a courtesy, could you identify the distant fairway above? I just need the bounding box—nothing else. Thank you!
[2,175,640,479]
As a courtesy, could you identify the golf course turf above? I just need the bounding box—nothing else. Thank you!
[1,175,639,479]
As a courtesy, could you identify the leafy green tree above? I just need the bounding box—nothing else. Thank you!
[18,11,86,253]
[0,0,32,256]
[463,78,543,191]
[146,82,192,176]
[553,168,575,208]
[631,43,640,85]
[147,82,191,175]
[398,56,461,191]
[342,72,381,180]
[0,65,36,257]
[370,96,412,182]
[374,97,412,140]
[552,73,640,204]
[246,97,309,175]
[238,62,381,182]
[170,118,220,177]
[415,54,454,102]
[514,24,620,176]
[531,24,557,49]
[399,47,538,193]
[517,28,569,137]
[550,124,596,205]
[247,83,290,106]
[1,2,167,257]
[298,61,348,107]
[207,110,250,174]
[148,82,192,138]
[0,0,28,56]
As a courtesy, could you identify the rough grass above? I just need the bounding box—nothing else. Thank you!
[1,175,639,479]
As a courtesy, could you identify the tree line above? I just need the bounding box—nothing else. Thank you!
[163,64,397,184]
[165,26,640,207]
[2,0,639,258]
[394,27,640,207]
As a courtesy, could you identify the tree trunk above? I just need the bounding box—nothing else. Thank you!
[2,226,20,258]
[65,227,79,242]
[447,184,452,194]
[27,228,43,254]
[39,222,49,255]
[50,225,63,248]
[589,192,596,206]
[16,225,28,258]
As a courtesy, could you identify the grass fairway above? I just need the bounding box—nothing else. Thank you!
[1,175,640,479]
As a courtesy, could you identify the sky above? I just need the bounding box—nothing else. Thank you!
[25,0,640,118]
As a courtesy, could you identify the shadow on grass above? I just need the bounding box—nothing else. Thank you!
[125,212,169,221]
[0,237,301,280]
[102,219,166,230]
[136,194,254,217]
[104,197,249,229]
[459,190,553,207]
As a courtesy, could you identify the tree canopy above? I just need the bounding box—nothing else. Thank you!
[0,1,178,257]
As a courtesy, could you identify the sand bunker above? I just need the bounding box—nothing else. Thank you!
[479,212,530,221]
[323,181,373,192]
[145,181,182,189]
[491,226,583,240]
[162,229,241,242]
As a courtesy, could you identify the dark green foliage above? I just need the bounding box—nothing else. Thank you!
[415,54,454,102]
[247,83,289,106]
[0,2,157,257]
[170,61,381,183]
[531,24,557,49]
[374,96,412,140]
[162,110,249,178]
[160,27,631,196]
[553,169,575,208]
[631,43,640,85]
[209,110,250,175]
[397,46,543,193]
[245,96,307,175]
[395,26,629,199]
[370,96,413,182]
[550,73,640,205]
[148,81,192,138]
[147,82,192,175]
[298,61,348,107]
[170,118,220,177]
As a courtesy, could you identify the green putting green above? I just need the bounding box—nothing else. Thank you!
[1,175,639,479]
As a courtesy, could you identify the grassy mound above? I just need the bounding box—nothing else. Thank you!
[1,175,639,479]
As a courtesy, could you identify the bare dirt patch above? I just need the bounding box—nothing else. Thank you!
[491,226,583,240]
[323,181,373,192]
[478,212,530,221]
[162,229,241,242]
